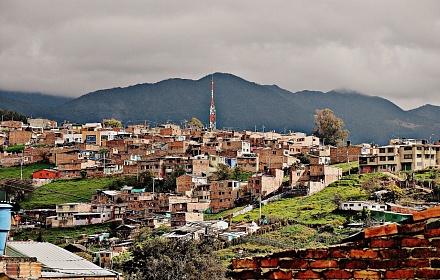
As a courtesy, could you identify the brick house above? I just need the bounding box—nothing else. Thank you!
[0,121,23,132]
[8,130,32,145]
[167,140,189,155]
[210,180,241,214]
[237,153,259,173]
[247,169,283,200]
[191,154,209,176]
[32,169,60,179]
[176,174,208,195]
[54,149,85,178]
[330,144,362,164]
[253,147,286,172]
[170,212,203,227]
[41,131,64,147]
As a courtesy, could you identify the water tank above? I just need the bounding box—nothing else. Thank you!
[0,204,12,255]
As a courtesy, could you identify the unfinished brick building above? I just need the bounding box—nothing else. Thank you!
[232,206,440,279]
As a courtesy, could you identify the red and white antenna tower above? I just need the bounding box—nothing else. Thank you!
[209,74,216,130]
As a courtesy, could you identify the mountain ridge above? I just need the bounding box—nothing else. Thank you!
[1,73,439,145]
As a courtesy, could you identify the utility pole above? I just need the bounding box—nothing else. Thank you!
[259,192,262,221]
[136,144,140,183]
[103,150,106,176]
[20,151,23,180]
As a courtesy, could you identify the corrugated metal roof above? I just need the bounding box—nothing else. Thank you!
[6,242,116,277]
[101,190,118,196]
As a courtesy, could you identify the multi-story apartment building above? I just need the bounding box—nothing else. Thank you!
[359,140,438,173]
[8,130,32,145]
[253,147,286,172]
[50,203,95,228]
[247,169,284,200]
[210,180,241,213]
[237,153,259,173]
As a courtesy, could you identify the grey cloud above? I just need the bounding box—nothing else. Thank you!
[1,1,440,110]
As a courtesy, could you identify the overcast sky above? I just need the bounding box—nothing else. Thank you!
[1,1,440,110]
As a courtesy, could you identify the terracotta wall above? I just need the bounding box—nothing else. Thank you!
[0,257,41,279]
[232,206,440,279]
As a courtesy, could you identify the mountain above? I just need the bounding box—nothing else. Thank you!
[1,73,439,145]
[0,90,73,117]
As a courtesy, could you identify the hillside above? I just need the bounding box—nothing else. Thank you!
[0,90,73,118]
[2,73,440,145]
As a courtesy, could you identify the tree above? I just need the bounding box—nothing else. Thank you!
[136,171,154,189]
[312,108,349,146]
[385,185,404,203]
[296,152,310,164]
[231,166,244,181]
[211,163,231,181]
[187,117,203,129]
[80,169,87,179]
[5,145,25,154]
[118,237,225,280]
[162,167,186,193]
[102,118,122,128]
[0,109,27,123]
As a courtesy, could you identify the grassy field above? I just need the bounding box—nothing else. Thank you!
[21,177,120,209]
[0,163,55,179]
[204,206,247,221]
[213,175,371,266]
[231,178,368,226]
[332,161,359,174]
[11,223,112,244]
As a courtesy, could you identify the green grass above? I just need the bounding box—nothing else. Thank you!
[214,224,353,268]
[331,161,359,174]
[11,223,112,244]
[204,206,247,221]
[0,163,55,179]
[231,178,368,226]
[215,242,281,268]
[21,177,120,209]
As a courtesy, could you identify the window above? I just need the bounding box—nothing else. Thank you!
[417,154,422,158]
[388,156,394,161]
[404,154,412,159]
[379,148,386,153]
[388,148,394,153]
[379,156,386,161]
